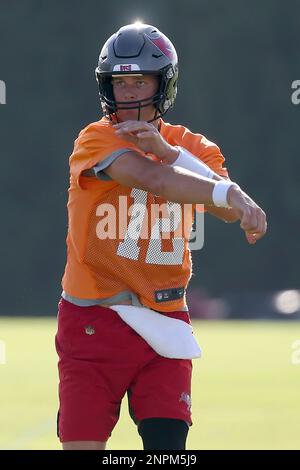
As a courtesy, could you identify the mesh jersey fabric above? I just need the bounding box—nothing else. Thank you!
[61,117,228,312]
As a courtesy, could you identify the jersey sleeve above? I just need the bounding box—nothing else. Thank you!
[180,130,229,178]
[194,135,229,178]
[160,121,230,179]
[189,134,229,213]
[69,121,142,188]
[164,123,231,214]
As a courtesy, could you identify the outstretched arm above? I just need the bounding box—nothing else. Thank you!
[104,150,267,244]
[110,121,267,244]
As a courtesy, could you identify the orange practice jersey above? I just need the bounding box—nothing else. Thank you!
[61,117,229,312]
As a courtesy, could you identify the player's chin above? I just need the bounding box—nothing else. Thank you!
[116,108,140,121]
[116,105,156,122]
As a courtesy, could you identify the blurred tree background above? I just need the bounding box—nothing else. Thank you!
[0,0,299,315]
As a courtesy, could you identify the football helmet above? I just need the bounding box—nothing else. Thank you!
[95,23,178,121]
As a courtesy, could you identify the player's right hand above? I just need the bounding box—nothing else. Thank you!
[113,120,177,161]
[227,185,267,244]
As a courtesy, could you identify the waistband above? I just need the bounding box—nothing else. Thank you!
[61,290,188,312]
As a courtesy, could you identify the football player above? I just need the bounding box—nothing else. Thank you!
[55,23,267,450]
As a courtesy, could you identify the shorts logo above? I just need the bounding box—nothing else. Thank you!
[179,392,192,411]
[85,325,95,335]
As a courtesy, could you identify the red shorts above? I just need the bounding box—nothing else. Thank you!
[55,298,193,442]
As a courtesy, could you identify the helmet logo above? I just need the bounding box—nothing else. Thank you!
[150,37,177,62]
[113,64,141,72]
[120,64,132,72]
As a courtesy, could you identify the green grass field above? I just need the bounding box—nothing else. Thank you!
[0,317,300,450]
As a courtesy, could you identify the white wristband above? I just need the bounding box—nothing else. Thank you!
[212,180,238,208]
[171,146,215,179]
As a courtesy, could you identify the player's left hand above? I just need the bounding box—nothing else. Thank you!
[113,121,178,162]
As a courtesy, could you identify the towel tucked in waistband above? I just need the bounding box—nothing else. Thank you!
[111,304,202,360]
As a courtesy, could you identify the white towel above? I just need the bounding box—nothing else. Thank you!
[111,304,202,359]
